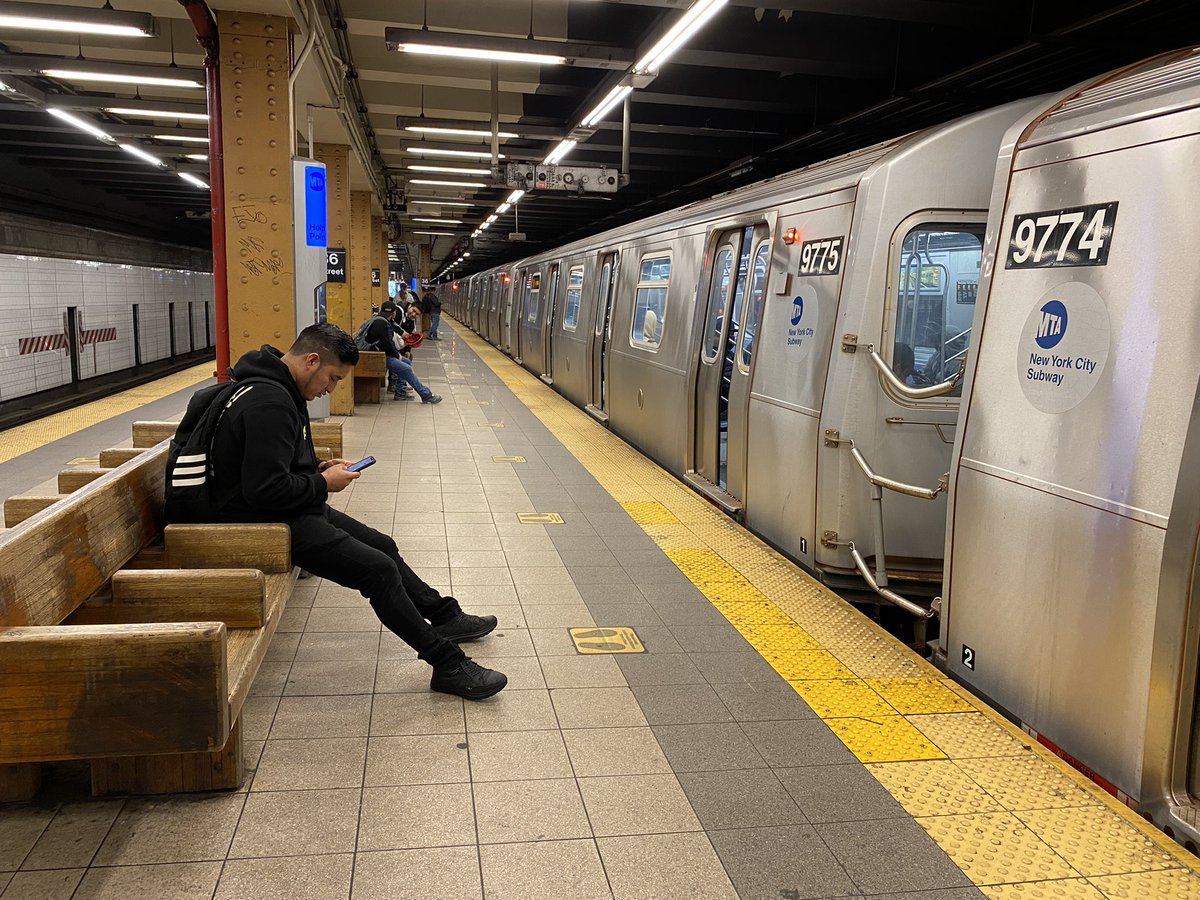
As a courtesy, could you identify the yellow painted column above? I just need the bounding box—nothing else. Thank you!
[371,216,385,307]
[418,244,432,331]
[314,142,353,415]
[218,12,294,365]
[350,190,372,327]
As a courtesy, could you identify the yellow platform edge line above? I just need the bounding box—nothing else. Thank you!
[451,320,1200,889]
[0,362,213,465]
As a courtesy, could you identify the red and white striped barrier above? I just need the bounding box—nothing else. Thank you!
[17,327,118,355]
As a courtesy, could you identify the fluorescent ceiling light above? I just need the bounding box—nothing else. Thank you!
[178,172,209,189]
[505,189,526,204]
[634,0,728,73]
[409,179,487,188]
[406,125,519,139]
[44,69,202,88]
[407,164,490,176]
[152,134,209,144]
[543,137,578,164]
[412,217,463,224]
[496,203,511,215]
[0,2,156,37]
[185,153,208,161]
[580,86,631,128]
[409,199,473,207]
[396,43,564,66]
[463,252,471,257]
[413,230,457,236]
[47,108,112,142]
[406,146,504,160]
[105,107,208,121]
[119,143,164,167]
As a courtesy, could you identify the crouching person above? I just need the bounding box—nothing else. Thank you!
[165,323,506,700]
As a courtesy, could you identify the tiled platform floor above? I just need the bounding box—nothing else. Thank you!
[0,321,1196,899]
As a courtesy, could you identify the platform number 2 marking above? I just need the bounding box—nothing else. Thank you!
[797,236,844,276]
[961,645,976,671]
[1006,202,1118,269]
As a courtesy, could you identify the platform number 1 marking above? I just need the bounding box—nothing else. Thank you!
[962,645,976,671]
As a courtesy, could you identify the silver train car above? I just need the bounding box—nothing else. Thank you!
[940,47,1200,842]
[453,97,1042,607]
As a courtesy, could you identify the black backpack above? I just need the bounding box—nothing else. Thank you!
[164,376,276,523]
[354,315,385,351]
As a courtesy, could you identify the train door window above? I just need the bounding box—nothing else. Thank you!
[563,266,584,330]
[889,223,984,399]
[630,254,671,350]
[525,271,541,323]
[738,241,771,372]
[702,248,733,362]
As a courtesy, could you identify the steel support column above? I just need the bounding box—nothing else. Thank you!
[314,142,353,414]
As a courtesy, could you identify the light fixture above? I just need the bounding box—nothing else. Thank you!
[185,153,208,161]
[0,1,157,37]
[43,69,203,88]
[409,199,473,207]
[47,108,112,142]
[413,230,457,236]
[634,0,728,73]
[152,134,209,144]
[119,143,165,167]
[394,43,565,66]
[409,179,487,188]
[486,215,499,223]
[406,126,519,139]
[105,107,208,121]
[580,86,631,128]
[178,172,209,189]
[412,218,463,224]
[463,252,471,257]
[543,138,578,164]
[505,189,526,204]
[407,164,490,176]
[496,202,511,215]
[406,146,504,160]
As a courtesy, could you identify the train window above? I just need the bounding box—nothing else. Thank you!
[563,266,584,331]
[702,248,734,362]
[738,242,771,371]
[524,271,541,323]
[890,224,983,399]
[630,254,671,350]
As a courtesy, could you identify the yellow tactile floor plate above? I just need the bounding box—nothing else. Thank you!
[1015,805,1179,877]
[868,759,1001,816]
[452,321,1200,896]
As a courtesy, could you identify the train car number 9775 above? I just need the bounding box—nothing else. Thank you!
[1005,202,1118,269]
[797,236,844,276]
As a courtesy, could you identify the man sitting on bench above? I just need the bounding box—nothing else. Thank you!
[171,323,506,700]
[365,301,442,404]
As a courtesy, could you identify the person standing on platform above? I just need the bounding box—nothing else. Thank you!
[168,323,506,699]
[424,287,442,340]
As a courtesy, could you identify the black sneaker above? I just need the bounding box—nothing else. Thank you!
[430,658,507,700]
[435,612,498,642]
[422,394,444,404]
[393,392,414,401]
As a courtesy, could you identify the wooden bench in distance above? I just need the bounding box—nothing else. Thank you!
[353,350,388,404]
[133,419,343,461]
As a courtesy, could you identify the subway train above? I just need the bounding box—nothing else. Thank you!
[447,46,1200,843]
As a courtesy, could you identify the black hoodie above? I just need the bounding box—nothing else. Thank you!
[209,346,329,522]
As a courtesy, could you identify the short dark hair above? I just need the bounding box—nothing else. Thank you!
[289,322,359,365]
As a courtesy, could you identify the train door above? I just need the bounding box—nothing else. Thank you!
[587,251,619,419]
[513,268,528,363]
[502,273,516,355]
[691,224,768,502]
[542,263,560,383]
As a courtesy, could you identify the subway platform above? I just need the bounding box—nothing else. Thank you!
[1,319,1198,899]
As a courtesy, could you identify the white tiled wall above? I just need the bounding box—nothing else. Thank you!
[0,255,213,402]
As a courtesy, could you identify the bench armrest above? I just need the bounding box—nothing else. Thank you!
[164,524,292,574]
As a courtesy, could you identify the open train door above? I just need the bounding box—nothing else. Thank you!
[586,251,618,422]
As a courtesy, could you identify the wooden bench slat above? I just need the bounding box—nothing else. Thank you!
[68,569,267,629]
[164,524,291,574]
[58,467,111,494]
[136,419,343,459]
[227,570,295,724]
[3,496,67,529]
[0,446,166,628]
[99,448,145,468]
[0,622,229,763]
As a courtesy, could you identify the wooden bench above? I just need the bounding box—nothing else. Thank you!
[131,419,343,461]
[353,350,388,404]
[0,417,341,800]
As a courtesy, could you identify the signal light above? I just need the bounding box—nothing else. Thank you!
[501,273,512,284]
[783,227,799,245]
[452,281,460,291]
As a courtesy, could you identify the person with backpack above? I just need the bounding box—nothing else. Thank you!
[357,301,441,404]
[165,323,507,700]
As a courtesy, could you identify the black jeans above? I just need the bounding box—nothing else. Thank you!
[290,506,463,666]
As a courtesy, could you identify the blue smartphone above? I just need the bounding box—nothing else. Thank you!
[346,456,376,473]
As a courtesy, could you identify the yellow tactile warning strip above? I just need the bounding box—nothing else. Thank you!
[450,320,1200,897]
[0,363,212,465]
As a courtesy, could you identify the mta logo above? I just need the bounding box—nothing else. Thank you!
[791,296,804,327]
[1035,299,1068,350]
[308,171,325,192]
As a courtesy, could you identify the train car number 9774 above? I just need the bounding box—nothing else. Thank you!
[797,236,844,276]
[1005,202,1118,269]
